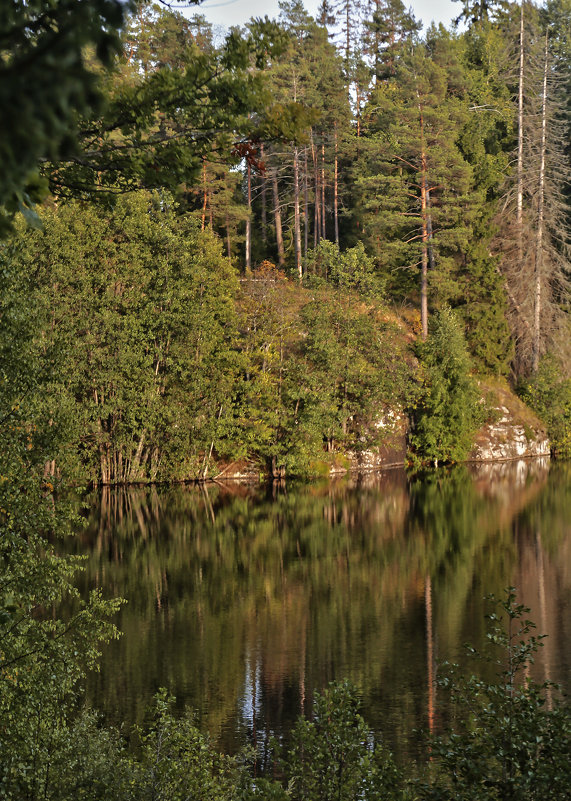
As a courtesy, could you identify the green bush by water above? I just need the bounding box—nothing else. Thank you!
[519,355,571,458]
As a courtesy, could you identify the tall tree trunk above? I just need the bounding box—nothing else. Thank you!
[260,143,267,245]
[129,430,146,482]
[420,181,429,341]
[417,95,430,340]
[334,122,339,246]
[272,167,285,267]
[312,132,320,247]
[245,161,252,270]
[374,0,381,82]
[304,146,309,263]
[517,1,525,266]
[345,0,351,66]
[533,32,548,373]
[321,140,326,240]
[426,189,435,274]
[201,158,207,232]
[293,146,302,281]
[225,213,232,261]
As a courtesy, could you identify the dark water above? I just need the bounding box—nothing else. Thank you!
[72,459,571,760]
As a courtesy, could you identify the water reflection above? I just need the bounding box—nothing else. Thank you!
[71,460,570,760]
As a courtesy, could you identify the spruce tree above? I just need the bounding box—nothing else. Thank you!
[410,307,482,464]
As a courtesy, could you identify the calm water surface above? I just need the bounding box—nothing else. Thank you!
[73,460,571,760]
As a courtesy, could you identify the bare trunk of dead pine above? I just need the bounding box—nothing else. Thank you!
[374,0,381,81]
[293,146,302,281]
[245,161,251,270]
[346,1,350,66]
[334,122,339,245]
[272,167,285,267]
[532,32,548,373]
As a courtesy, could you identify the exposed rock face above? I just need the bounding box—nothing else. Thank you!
[215,389,550,479]
[212,459,260,481]
[341,407,408,473]
[470,404,550,462]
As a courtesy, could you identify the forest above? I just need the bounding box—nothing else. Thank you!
[0,0,570,798]
[2,0,571,485]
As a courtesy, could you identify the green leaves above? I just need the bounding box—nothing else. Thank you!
[518,354,571,456]
[42,7,280,200]
[410,307,483,465]
[0,0,127,228]
[17,192,242,483]
[306,240,385,298]
[128,690,240,801]
[415,590,571,801]
[286,681,406,801]
[0,249,123,800]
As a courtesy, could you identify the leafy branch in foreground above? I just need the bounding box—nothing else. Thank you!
[415,588,570,801]
[0,0,127,233]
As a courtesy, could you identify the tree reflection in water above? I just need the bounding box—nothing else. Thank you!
[68,460,570,764]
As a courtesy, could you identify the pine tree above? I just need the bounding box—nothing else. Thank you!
[253,4,347,273]
[358,41,473,338]
[452,0,511,27]
[362,0,421,82]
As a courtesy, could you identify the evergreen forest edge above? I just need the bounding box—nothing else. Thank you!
[0,0,570,799]
[2,0,571,485]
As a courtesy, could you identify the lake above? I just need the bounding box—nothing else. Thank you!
[73,459,571,762]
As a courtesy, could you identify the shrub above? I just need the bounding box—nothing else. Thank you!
[285,681,405,801]
[305,241,385,298]
[415,590,571,801]
[519,354,571,457]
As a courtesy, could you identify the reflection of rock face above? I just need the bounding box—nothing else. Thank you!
[468,458,550,510]
[469,458,550,488]
[342,443,407,472]
[470,403,550,462]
